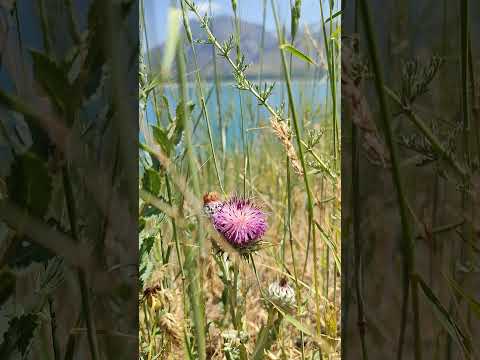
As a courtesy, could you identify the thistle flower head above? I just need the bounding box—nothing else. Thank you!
[265,277,296,311]
[211,195,267,249]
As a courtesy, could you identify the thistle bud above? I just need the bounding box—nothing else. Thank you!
[265,277,296,312]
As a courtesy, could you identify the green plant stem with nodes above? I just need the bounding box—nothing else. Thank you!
[256,0,268,127]
[358,1,422,359]
[287,2,305,357]
[229,0,251,197]
[270,0,321,337]
[300,139,337,180]
[179,0,225,195]
[208,0,227,176]
[140,0,161,126]
[385,87,467,179]
[183,0,289,125]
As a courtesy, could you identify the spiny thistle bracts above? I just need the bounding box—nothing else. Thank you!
[264,277,296,312]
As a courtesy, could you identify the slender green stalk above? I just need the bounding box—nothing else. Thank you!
[271,0,321,336]
[62,169,101,360]
[357,1,421,359]
[256,0,268,126]
[319,0,339,168]
[176,33,207,360]
[165,174,184,277]
[460,0,470,163]
[460,0,474,344]
[64,0,81,44]
[283,13,305,356]
[38,0,52,55]
[209,0,226,172]
[140,0,161,126]
[351,6,367,359]
[230,0,250,196]
[469,31,480,157]
[180,0,225,194]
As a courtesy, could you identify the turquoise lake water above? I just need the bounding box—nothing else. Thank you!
[144,79,333,151]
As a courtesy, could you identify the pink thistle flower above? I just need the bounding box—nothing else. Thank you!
[211,196,268,248]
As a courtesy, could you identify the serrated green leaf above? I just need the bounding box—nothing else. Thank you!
[139,236,155,262]
[151,125,174,156]
[71,1,106,101]
[279,44,315,65]
[139,235,155,284]
[30,50,72,112]
[142,168,162,195]
[139,217,146,232]
[160,95,174,123]
[37,256,66,296]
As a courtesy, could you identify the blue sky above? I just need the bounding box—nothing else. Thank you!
[143,0,336,48]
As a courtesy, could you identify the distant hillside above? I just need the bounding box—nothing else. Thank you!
[147,15,333,80]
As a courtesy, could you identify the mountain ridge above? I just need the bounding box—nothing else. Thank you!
[146,15,332,80]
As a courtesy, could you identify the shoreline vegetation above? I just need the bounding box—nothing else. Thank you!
[159,73,328,87]
[139,0,341,358]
